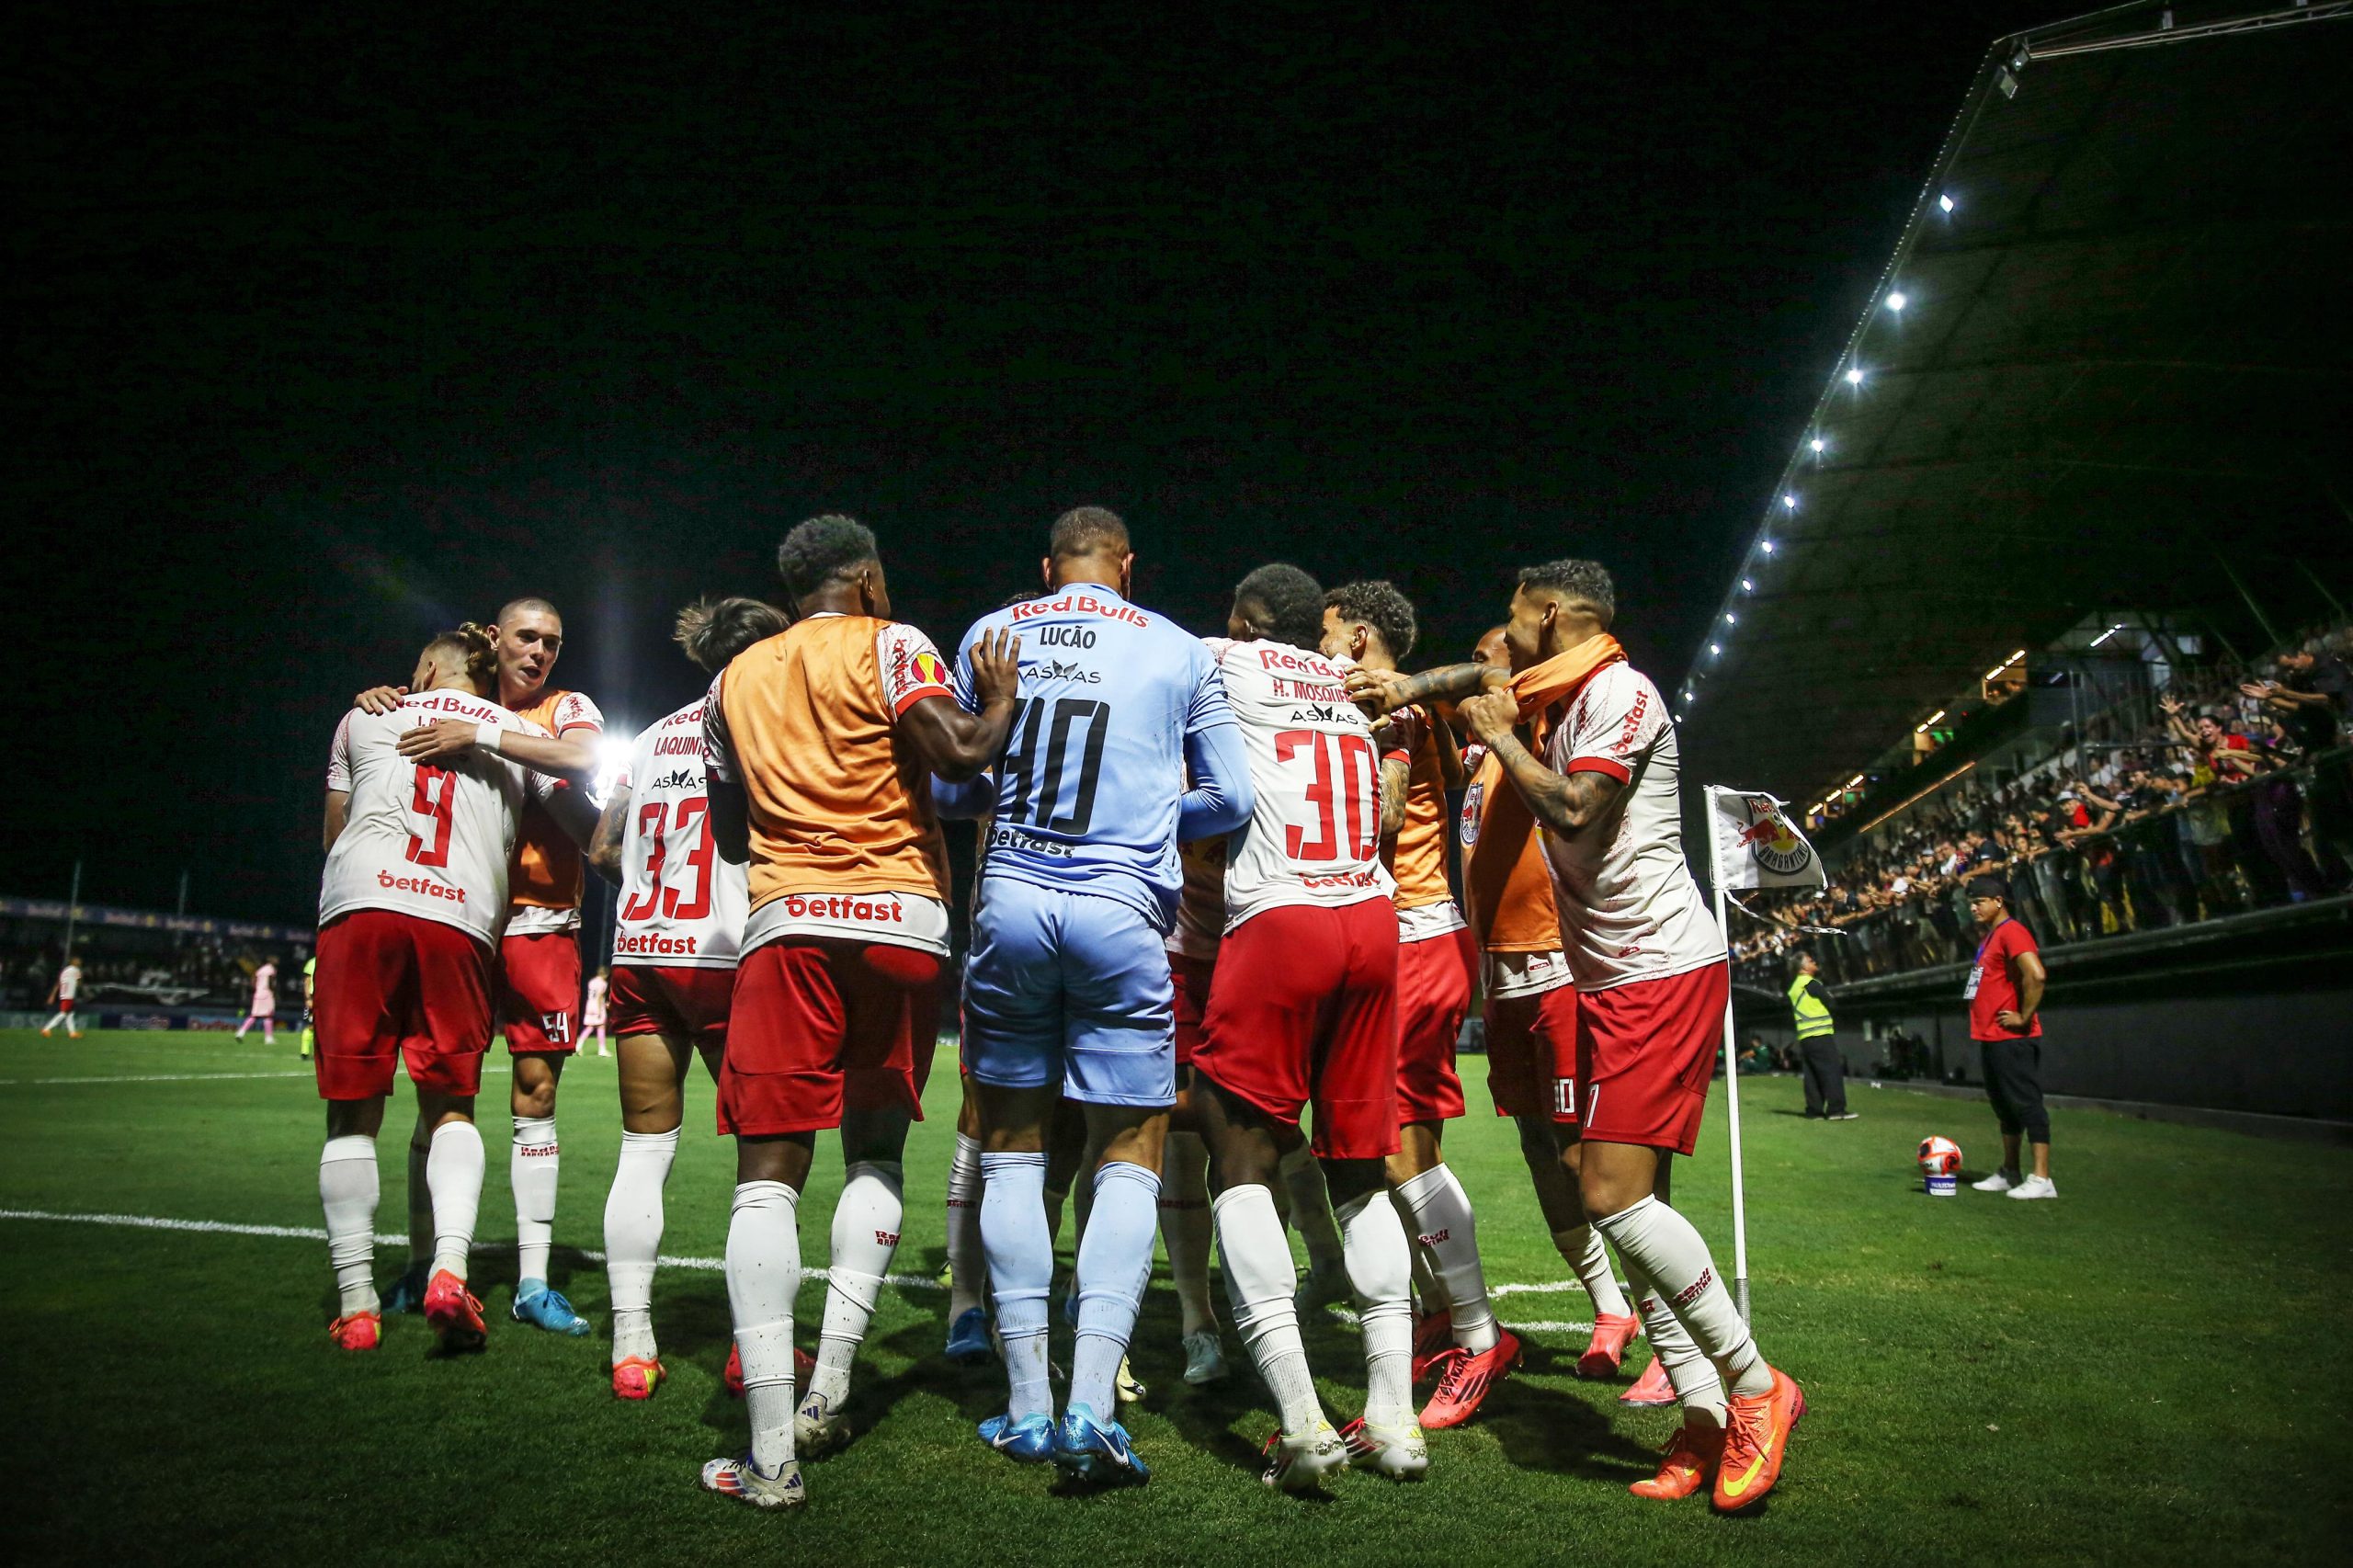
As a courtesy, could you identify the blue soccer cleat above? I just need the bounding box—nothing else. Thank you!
[945,1306,995,1365]
[1053,1402,1150,1485]
[978,1411,1057,1464]
[512,1281,591,1336]
[382,1263,429,1314]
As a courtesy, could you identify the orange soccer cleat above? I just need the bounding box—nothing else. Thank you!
[612,1355,665,1400]
[1713,1367,1805,1514]
[722,1341,818,1399]
[1577,1312,1640,1381]
[1419,1327,1522,1429]
[328,1311,381,1352]
[423,1269,486,1353]
[1409,1309,1455,1384]
[1629,1421,1724,1501]
[1620,1354,1676,1407]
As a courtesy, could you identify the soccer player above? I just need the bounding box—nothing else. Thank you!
[1322,580,1516,1430]
[587,596,790,1400]
[697,514,1020,1511]
[300,951,318,1059]
[1455,626,1641,1381]
[584,968,609,1056]
[1159,835,1229,1385]
[954,507,1252,1484]
[1352,560,1803,1514]
[40,954,83,1039]
[310,623,568,1354]
[365,597,605,1334]
[234,957,278,1044]
[1191,563,1419,1490]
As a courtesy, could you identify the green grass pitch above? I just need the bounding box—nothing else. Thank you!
[6,1028,2347,1566]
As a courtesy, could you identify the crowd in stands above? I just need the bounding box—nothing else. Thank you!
[1735,627,2353,986]
[1,934,299,1011]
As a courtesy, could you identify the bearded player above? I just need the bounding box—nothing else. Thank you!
[585,596,790,1400]
[310,624,567,1354]
[1319,580,1518,1431]
[366,597,604,1335]
[1457,626,1643,1388]
[1352,560,1802,1514]
[1191,563,1420,1490]
[697,515,1021,1511]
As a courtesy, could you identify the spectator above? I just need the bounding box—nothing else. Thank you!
[1962,875,2054,1201]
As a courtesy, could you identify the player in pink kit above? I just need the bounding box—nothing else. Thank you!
[1353,559,1802,1515]
[235,960,278,1045]
[586,596,789,1400]
[583,970,610,1056]
[309,624,586,1355]
[1188,563,1422,1490]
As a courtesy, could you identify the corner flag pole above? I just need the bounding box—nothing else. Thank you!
[1702,789,1753,1322]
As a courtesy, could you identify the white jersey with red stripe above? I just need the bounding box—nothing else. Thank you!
[613,695,747,969]
[1537,660,1725,991]
[1201,637,1389,931]
[320,690,556,946]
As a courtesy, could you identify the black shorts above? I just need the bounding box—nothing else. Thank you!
[1978,1038,2049,1142]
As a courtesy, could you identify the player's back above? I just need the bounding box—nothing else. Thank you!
[321,691,548,944]
[616,694,748,967]
[1205,637,1387,930]
[960,585,1231,925]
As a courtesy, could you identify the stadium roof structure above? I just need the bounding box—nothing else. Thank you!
[1677,0,2353,809]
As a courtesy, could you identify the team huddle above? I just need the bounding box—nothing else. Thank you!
[305,506,1802,1516]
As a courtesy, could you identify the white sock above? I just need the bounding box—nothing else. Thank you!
[263,1021,276,1044]
[1278,1142,1345,1276]
[1621,1251,1726,1426]
[1597,1196,1768,1401]
[1069,1161,1160,1415]
[1393,1164,1497,1354]
[1336,1187,1415,1427]
[603,1127,677,1363]
[426,1120,485,1281]
[510,1115,560,1286]
[726,1180,801,1473]
[1552,1223,1631,1319]
[319,1134,381,1316]
[813,1160,904,1407]
[946,1132,987,1318]
[1159,1131,1216,1337]
[1214,1184,1325,1436]
[405,1120,433,1271]
[980,1151,1055,1422]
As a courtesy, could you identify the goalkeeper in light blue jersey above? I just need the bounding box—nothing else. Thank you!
[949,506,1253,1486]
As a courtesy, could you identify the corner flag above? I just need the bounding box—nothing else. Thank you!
[1706,788,1827,892]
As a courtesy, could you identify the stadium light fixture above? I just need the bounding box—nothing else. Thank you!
[1915,708,1946,734]
[1781,493,1798,510]
[1983,648,2027,682]
[1938,192,1955,213]
[1809,437,1825,454]
[1711,642,1722,657]
[1845,367,1864,386]
[1885,290,1907,312]
[2089,622,2125,647]
[1724,612,1736,625]
[1845,773,1865,790]
[1761,539,1776,554]
[1741,577,1754,592]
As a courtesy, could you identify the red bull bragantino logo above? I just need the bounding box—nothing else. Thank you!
[1738,795,1812,877]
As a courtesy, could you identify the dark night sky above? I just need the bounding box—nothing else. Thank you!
[12,1,2054,922]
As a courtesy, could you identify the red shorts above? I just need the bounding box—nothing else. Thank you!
[1575,961,1730,1156]
[719,938,943,1136]
[313,910,495,1100]
[1393,928,1472,1124]
[1484,983,1581,1123]
[609,963,733,1043]
[498,929,582,1054]
[1194,898,1400,1161]
[54,998,76,1016]
[1169,951,1216,1068]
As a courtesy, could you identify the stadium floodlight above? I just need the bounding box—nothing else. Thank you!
[1741,577,1754,592]
[1724,612,1736,625]
[1983,648,2027,682]
[1711,643,1722,657]
[1809,437,1825,453]
[1845,367,1864,385]
[1938,192,1955,213]
[1781,493,1798,510]
[1885,290,1907,312]
[1846,773,1865,790]
[1761,539,1776,554]
[2090,622,2125,647]
[1915,708,1946,734]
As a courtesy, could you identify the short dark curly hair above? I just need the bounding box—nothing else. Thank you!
[673,597,790,673]
[1233,562,1326,651]
[1324,579,1417,662]
[776,514,879,602]
[1517,558,1615,627]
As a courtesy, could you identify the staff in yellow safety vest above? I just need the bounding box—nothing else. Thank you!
[1788,952,1854,1120]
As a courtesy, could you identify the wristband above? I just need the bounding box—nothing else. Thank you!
[476,723,504,755]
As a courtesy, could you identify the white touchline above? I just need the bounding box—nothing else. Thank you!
[0,1064,513,1085]
[0,1208,1608,1324]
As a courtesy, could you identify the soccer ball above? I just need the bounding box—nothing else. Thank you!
[1916,1135,1962,1176]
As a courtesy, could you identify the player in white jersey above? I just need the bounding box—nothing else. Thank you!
[235,959,278,1044]
[309,623,574,1355]
[585,596,789,1401]
[1353,560,1802,1514]
[40,957,83,1039]
[1188,563,1423,1489]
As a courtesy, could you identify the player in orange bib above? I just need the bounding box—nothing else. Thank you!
[355,597,603,1333]
[695,515,1021,1511]
[1320,581,1518,1431]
